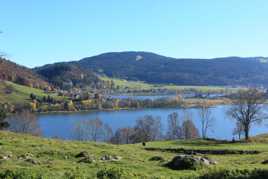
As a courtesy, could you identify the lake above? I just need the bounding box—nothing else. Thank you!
[37,105,268,140]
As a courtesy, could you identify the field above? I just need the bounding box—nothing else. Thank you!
[101,77,240,93]
[0,81,60,104]
[1,131,268,178]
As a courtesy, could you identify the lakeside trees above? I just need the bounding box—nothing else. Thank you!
[166,112,182,140]
[228,89,267,140]
[130,115,162,143]
[73,118,108,141]
[198,100,214,139]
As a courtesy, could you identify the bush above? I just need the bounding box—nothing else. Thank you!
[0,169,42,179]
[201,169,268,179]
[97,168,124,179]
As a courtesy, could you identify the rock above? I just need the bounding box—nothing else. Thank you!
[19,153,34,160]
[113,156,122,161]
[100,155,122,162]
[78,156,96,164]
[0,155,9,160]
[149,156,165,162]
[25,158,40,165]
[100,155,111,161]
[262,160,268,164]
[0,152,13,161]
[166,155,217,170]
[75,151,89,158]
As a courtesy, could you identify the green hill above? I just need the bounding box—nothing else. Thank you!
[0,81,58,105]
[1,131,268,178]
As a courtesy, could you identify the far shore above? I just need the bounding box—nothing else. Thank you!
[36,98,231,115]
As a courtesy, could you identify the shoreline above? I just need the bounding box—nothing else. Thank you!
[37,98,231,115]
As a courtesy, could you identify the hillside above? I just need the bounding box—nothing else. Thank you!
[0,58,49,89]
[0,81,59,105]
[75,52,268,87]
[1,131,268,178]
[34,63,101,89]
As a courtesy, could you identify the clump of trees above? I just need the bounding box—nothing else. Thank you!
[73,118,112,141]
[130,115,162,143]
[110,127,134,144]
[228,89,267,141]
[110,112,200,144]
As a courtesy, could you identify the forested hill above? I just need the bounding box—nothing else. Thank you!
[34,51,268,87]
[0,58,49,89]
[34,63,101,89]
[76,52,268,86]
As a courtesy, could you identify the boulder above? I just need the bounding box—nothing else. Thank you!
[75,151,89,158]
[166,155,217,170]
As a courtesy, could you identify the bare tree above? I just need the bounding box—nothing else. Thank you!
[73,118,113,142]
[7,110,41,135]
[233,121,244,140]
[73,118,104,141]
[198,100,214,139]
[166,112,182,139]
[131,115,162,143]
[110,127,134,144]
[228,89,267,140]
[103,123,113,142]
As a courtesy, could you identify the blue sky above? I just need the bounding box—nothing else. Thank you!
[1,1,268,67]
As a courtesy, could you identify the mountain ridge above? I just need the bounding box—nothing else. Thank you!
[33,51,268,87]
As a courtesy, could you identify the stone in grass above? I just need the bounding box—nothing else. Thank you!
[262,160,268,164]
[78,156,96,164]
[25,158,40,165]
[100,155,122,162]
[18,153,34,160]
[0,155,9,161]
[75,151,89,158]
[149,156,165,162]
[165,155,217,170]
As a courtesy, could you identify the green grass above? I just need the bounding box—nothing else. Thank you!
[0,81,60,104]
[101,77,240,93]
[1,131,268,178]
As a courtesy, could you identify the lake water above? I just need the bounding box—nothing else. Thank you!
[37,105,268,140]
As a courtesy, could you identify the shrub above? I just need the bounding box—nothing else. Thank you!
[0,169,42,179]
[201,168,268,179]
[97,168,125,179]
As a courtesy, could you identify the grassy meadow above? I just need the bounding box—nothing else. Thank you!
[100,77,240,93]
[0,81,62,104]
[1,131,268,178]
